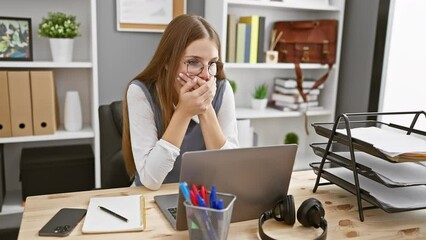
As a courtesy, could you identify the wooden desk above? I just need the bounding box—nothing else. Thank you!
[19,170,426,239]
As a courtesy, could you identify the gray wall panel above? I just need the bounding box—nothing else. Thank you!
[97,0,204,105]
[335,0,380,115]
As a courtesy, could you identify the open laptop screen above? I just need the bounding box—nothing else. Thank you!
[155,144,297,230]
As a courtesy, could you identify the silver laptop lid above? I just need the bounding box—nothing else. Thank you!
[175,144,297,230]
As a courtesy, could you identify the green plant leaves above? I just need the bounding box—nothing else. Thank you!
[38,12,80,38]
[253,83,268,99]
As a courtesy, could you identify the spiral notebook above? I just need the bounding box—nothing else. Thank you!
[82,195,145,233]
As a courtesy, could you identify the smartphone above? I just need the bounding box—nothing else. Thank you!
[39,208,87,237]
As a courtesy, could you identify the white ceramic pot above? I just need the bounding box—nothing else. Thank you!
[64,91,82,131]
[251,98,268,110]
[49,38,74,62]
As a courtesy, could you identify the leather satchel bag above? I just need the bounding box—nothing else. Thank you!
[273,19,338,102]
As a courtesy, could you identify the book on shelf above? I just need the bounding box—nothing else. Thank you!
[274,100,320,110]
[274,77,324,89]
[239,15,259,64]
[270,102,324,112]
[257,16,266,63]
[274,85,321,95]
[243,23,251,63]
[236,23,250,63]
[271,92,318,103]
[269,104,292,112]
[226,14,237,63]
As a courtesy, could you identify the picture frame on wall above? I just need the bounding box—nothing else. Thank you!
[116,0,186,32]
[0,16,33,61]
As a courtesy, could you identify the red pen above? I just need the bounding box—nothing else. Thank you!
[200,185,208,206]
[190,189,198,206]
[191,184,198,194]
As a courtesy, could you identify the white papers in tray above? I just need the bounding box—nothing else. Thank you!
[82,195,145,233]
[328,167,426,209]
[336,127,426,157]
[339,151,426,185]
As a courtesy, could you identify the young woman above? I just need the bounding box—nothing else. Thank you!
[122,15,239,190]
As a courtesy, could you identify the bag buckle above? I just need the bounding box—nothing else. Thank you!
[280,49,288,58]
[302,46,310,62]
[322,40,329,55]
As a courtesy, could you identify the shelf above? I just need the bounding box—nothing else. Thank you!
[226,0,340,11]
[0,61,93,68]
[224,63,331,70]
[0,125,94,144]
[206,0,344,169]
[236,107,331,119]
[0,190,24,216]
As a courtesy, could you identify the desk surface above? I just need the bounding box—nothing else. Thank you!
[19,170,426,239]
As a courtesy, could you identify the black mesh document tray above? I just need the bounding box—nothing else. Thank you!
[310,111,426,221]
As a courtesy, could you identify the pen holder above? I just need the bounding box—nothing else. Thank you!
[184,192,236,240]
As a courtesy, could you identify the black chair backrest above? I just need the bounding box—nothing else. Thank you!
[98,101,132,188]
[110,101,123,137]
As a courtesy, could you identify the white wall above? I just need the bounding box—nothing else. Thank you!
[379,0,426,130]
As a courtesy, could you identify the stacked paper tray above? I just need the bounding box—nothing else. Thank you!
[310,143,426,187]
[310,163,426,213]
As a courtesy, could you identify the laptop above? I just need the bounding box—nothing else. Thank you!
[154,144,297,231]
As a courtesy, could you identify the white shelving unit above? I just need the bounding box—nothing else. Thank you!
[205,0,345,170]
[0,0,99,217]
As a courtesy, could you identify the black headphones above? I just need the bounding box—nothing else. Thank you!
[258,195,327,240]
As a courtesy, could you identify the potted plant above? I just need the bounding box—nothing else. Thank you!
[284,132,299,144]
[251,83,268,110]
[38,12,80,62]
[228,79,237,94]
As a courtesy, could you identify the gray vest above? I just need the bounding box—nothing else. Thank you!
[131,80,227,186]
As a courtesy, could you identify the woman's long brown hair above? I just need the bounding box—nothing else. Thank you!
[122,15,226,179]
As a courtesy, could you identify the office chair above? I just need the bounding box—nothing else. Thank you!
[98,101,132,188]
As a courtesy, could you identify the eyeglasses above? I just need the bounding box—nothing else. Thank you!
[184,60,221,76]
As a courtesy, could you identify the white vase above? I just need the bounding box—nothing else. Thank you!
[251,98,268,110]
[64,91,82,131]
[49,38,74,62]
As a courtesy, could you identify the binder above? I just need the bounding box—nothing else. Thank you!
[8,71,34,136]
[0,144,5,212]
[30,71,57,135]
[0,71,12,137]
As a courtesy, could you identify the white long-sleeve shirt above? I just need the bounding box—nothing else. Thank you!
[127,80,239,190]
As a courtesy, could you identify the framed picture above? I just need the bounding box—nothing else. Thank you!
[0,17,33,61]
[116,0,186,32]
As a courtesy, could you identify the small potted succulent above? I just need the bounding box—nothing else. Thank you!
[251,83,268,110]
[38,12,80,62]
